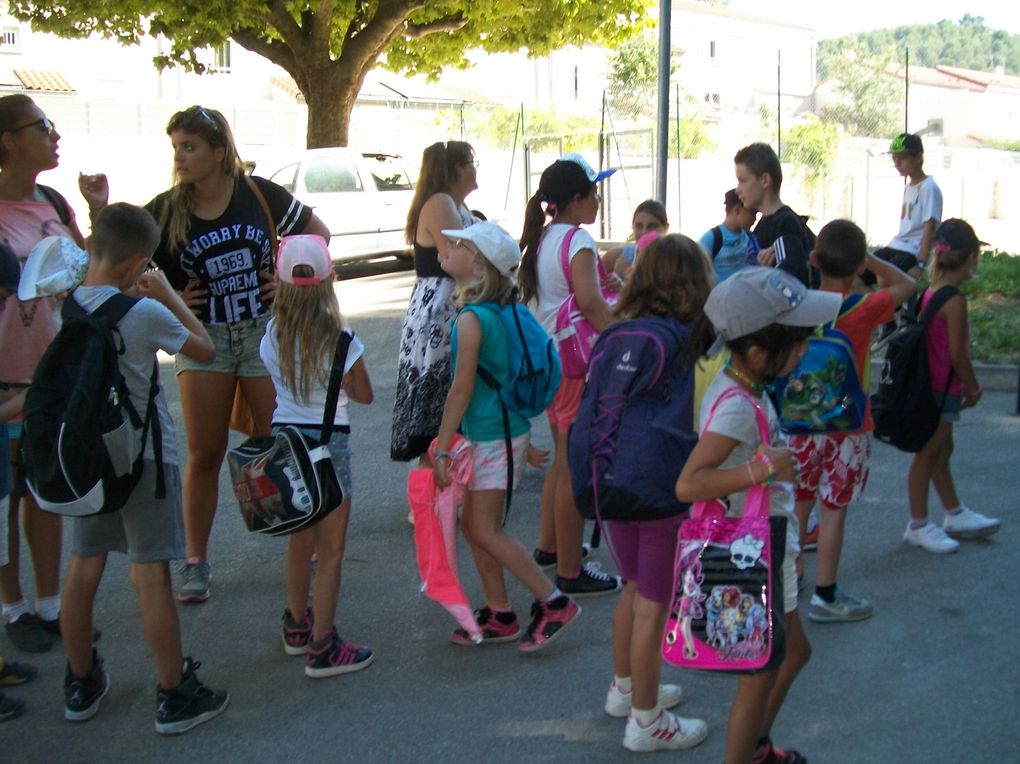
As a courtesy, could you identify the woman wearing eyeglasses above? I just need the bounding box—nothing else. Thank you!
[0,94,88,654]
[81,106,330,604]
[390,141,478,478]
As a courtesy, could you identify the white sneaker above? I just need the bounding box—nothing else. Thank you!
[903,522,960,554]
[623,709,708,752]
[604,681,683,718]
[943,507,1001,540]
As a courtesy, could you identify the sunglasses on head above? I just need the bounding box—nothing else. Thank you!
[183,106,220,131]
[9,117,56,138]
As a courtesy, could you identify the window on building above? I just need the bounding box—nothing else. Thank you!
[703,93,721,106]
[212,41,231,72]
[709,40,716,59]
[0,27,20,51]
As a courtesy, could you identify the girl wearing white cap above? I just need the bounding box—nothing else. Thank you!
[259,234,374,678]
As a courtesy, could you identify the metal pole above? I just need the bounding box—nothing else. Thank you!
[521,105,531,202]
[675,82,682,229]
[599,92,607,239]
[655,0,671,203]
[905,48,910,132]
[777,50,782,158]
[504,106,522,210]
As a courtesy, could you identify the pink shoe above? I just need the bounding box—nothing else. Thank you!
[518,595,581,653]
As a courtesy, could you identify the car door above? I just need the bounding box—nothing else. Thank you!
[295,152,379,259]
[360,153,414,254]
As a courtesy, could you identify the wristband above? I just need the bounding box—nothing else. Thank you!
[968,384,983,397]
[751,453,776,486]
[434,451,453,462]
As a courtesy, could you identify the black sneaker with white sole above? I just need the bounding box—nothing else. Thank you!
[556,562,623,597]
[155,657,228,735]
[64,649,110,722]
[533,543,592,569]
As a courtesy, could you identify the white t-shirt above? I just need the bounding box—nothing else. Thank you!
[260,319,364,427]
[71,286,188,466]
[699,372,799,557]
[532,223,600,335]
[888,176,942,255]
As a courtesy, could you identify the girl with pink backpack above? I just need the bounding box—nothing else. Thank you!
[518,154,622,599]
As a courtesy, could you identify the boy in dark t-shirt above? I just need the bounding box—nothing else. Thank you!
[734,143,814,285]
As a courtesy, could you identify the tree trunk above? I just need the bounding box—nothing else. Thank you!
[302,64,359,148]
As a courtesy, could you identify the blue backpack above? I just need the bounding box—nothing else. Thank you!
[568,317,697,522]
[773,294,866,434]
[466,299,561,516]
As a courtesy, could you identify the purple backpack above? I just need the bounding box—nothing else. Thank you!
[567,316,697,522]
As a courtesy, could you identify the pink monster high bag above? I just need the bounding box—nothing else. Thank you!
[662,387,780,672]
[552,226,617,379]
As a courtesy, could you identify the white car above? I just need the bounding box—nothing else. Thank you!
[265,148,415,263]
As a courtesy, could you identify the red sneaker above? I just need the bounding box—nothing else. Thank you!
[518,595,581,653]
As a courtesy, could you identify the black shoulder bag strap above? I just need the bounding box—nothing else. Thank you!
[318,331,354,445]
[918,285,961,398]
[711,225,723,259]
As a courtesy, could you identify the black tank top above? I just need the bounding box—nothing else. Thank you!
[413,241,451,279]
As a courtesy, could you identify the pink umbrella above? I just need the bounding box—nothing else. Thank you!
[408,435,481,643]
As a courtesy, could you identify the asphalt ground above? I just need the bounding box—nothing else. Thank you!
[4,260,1019,762]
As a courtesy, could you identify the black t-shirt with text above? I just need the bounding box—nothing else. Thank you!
[147,176,311,324]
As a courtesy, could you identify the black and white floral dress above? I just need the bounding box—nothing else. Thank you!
[390,206,474,461]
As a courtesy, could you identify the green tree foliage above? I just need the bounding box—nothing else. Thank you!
[780,116,840,177]
[607,32,679,120]
[10,0,647,148]
[818,15,1020,79]
[819,41,900,138]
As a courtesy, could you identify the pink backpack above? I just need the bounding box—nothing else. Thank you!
[662,386,780,672]
[552,226,617,379]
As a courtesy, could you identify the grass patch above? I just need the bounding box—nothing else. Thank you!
[965,251,1020,364]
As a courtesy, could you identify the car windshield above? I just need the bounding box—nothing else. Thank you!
[365,155,413,191]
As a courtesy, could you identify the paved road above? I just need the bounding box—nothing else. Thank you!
[6,262,1019,762]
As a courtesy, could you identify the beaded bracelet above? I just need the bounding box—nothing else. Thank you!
[751,453,776,486]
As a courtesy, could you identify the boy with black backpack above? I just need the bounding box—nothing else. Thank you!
[45,203,228,732]
[787,220,915,624]
[734,143,815,286]
[698,188,757,284]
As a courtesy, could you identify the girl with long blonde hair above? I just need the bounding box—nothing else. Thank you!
[259,234,374,678]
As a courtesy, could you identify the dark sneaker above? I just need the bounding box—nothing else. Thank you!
[752,737,807,763]
[39,617,102,642]
[0,660,37,687]
[4,613,52,654]
[0,692,26,722]
[155,657,228,735]
[304,627,374,678]
[282,608,313,656]
[451,607,520,646]
[64,650,110,722]
[533,543,592,569]
[177,558,212,603]
[518,595,581,653]
[556,563,622,597]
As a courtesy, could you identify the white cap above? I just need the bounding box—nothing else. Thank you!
[18,236,89,301]
[440,221,521,276]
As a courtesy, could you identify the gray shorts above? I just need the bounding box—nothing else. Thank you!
[281,426,354,500]
[175,315,270,377]
[70,462,185,563]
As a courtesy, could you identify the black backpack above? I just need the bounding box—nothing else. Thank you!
[710,225,724,259]
[871,286,959,453]
[22,293,164,516]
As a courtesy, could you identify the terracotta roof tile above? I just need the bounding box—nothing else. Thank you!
[13,69,74,92]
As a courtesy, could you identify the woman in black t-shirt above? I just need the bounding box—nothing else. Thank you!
[81,106,328,603]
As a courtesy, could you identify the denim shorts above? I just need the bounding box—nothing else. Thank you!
[934,392,963,422]
[175,315,270,377]
[276,426,354,500]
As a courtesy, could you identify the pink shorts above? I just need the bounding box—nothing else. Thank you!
[789,432,871,509]
[603,516,682,604]
[545,377,585,432]
[470,434,530,492]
